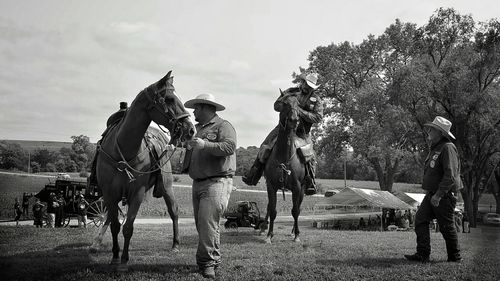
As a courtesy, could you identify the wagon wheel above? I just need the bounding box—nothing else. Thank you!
[62,213,71,227]
[87,198,127,227]
[87,198,106,227]
[42,213,50,228]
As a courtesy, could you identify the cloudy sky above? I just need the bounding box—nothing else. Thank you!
[0,0,498,148]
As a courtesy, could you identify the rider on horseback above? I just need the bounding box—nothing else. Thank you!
[242,72,323,195]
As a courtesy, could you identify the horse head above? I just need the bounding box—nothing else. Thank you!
[278,93,300,132]
[146,71,195,144]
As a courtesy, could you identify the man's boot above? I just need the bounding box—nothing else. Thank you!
[304,163,317,195]
[242,159,265,186]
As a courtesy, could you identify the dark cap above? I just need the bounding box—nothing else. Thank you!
[119,102,128,110]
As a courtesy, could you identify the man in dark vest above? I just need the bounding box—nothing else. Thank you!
[88,102,128,186]
[405,116,462,263]
[242,72,323,195]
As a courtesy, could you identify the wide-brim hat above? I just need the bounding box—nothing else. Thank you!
[298,73,320,90]
[424,116,455,140]
[184,93,225,111]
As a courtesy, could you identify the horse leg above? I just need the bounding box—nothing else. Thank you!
[266,189,277,244]
[119,186,145,271]
[107,203,121,265]
[90,212,110,251]
[291,184,304,243]
[163,185,180,251]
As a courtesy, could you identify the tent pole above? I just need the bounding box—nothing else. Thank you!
[380,207,383,232]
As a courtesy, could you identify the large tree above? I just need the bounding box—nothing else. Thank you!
[389,8,500,224]
[309,20,421,192]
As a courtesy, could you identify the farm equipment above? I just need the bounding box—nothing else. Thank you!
[223,201,268,231]
[34,177,125,227]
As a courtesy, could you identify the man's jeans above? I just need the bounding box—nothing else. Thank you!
[414,192,461,259]
[192,177,232,268]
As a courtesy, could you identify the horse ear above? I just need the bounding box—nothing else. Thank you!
[158,71,173,86]
[279,88,284,97]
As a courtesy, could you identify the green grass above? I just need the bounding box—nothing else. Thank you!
[0,223,498,280]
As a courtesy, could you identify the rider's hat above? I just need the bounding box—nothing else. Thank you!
[298,72,320,90]
[119,102,128,110]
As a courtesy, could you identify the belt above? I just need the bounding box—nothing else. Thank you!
[194,174,233,182]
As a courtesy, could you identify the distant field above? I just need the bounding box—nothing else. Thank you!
[0,172,422,221]
[1,139,73,152]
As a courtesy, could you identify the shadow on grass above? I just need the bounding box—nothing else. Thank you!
[1,240,202,280]
[92,263,199,275]
[0,242,94,281]
[316,257,439,268]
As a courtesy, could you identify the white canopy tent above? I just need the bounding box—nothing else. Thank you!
[395,192,426,208]
[315,187,414,210]
[314,187,414,231]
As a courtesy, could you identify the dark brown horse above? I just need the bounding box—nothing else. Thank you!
[95,71,195,270]
[264,93,306,243]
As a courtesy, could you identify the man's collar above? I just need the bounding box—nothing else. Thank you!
[197,114,220,127]
[431,138,449,150]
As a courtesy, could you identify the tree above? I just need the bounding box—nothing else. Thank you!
[32,148,56,171]
[0,141,27,171]
[394,8,500,225]
[309,20,422,192]
[236,146,259,176]
[69,135,96,172]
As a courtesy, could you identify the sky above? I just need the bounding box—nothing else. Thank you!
[0,0,499,148]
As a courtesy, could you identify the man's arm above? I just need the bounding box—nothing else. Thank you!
[298,94,324,124]
[436,144,460,198]
[203,121,237,157]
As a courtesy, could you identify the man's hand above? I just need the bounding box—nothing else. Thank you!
[431,194,442,207]
[187,137,205,150]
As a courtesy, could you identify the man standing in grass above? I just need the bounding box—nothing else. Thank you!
[405,116,462,263]
[182,93,236,279]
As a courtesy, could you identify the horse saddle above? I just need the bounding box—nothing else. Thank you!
[143,127,171,198]
[294,137,314,163]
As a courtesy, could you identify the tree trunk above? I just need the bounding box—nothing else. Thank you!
[460,186,475,228]
[495,195,500,214]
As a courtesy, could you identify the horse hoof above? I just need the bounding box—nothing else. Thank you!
[110,258,121,265]
[116,263,128,272]
[265,237,272,244]
[171,245,180,253]
[294,237,301,243]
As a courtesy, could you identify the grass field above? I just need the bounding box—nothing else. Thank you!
[0,223,498,280]
[0,172,421,221]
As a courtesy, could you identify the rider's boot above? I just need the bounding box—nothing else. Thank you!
[304,163,317,196]
[242,158,265,186]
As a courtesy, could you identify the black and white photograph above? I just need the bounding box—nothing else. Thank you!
[0,0,499,280]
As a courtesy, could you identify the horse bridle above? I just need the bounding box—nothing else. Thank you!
[103,84,191,180]
[146,84,190,146]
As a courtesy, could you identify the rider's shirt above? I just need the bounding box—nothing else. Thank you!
[274,87,324,137]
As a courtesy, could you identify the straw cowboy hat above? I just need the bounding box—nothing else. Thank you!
[184,93,225,111]
[424,116,455,140]
[298,72,320,90]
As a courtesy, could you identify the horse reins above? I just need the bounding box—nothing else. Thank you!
[99,85,189,182]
